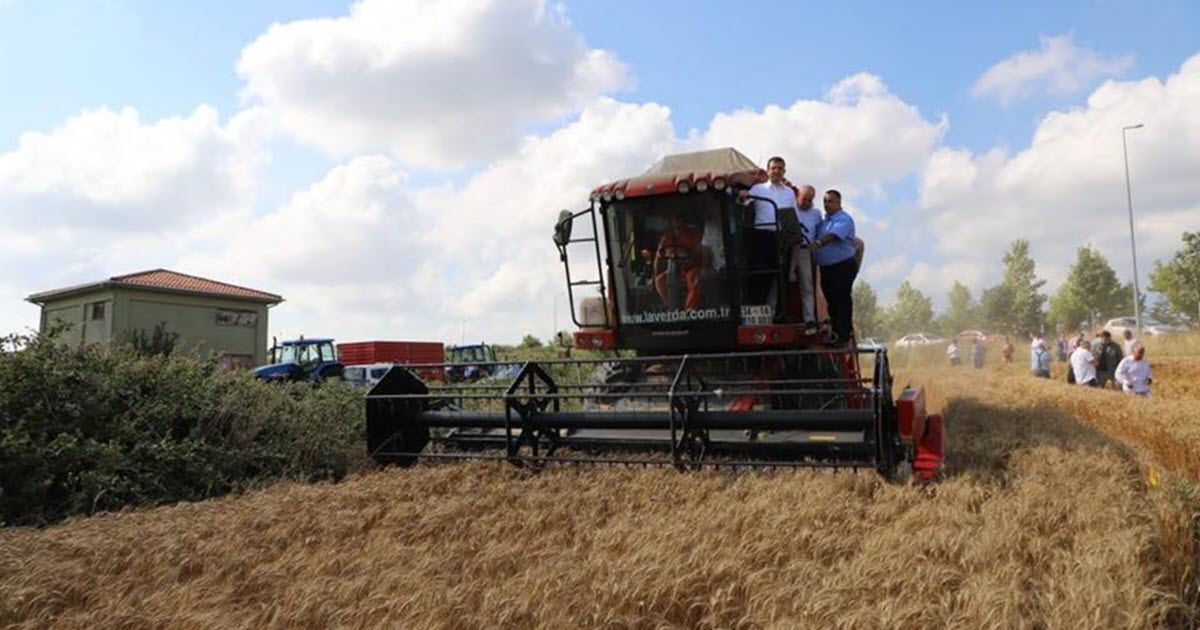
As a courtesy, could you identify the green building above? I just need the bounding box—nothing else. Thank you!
[27,269,283,368]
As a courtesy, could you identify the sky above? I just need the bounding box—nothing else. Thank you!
[1,0,1198,344]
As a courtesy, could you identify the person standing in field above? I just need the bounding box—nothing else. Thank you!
[971,337,987,369]
[946,339,961,366]
[1031,341,1052,378]
[1094,330,1123,389]
[1115,343,1152,396]
[1001,336,1014,364]
[1122,329,1140,355]
[1029,332,1044,350]
[1070,339,1099,387]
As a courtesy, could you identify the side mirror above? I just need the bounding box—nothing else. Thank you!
[553,210,574,247]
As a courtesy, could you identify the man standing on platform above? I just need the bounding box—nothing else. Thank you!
[792,184,822,334]
[739,157,795,309]
[811,190,858,345]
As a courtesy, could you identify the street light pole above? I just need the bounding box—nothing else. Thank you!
[1122,123,1144,334]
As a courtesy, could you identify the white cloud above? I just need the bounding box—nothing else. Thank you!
[0,105,267,234]
[179,98,678,343]
[971,33,1134,104]
[4,63,951,342]
[862,253,910,286]
[920,53,1200,298]
[197,78,951,342]
[905,261,990,307]
[236,0,629,169]
[701,73,946,198]
[0,104,272,335]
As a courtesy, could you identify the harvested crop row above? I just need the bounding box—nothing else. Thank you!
[1,369,1195,629]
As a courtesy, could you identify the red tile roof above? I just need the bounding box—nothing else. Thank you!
[27,269,282,304]
[112,269,282,302]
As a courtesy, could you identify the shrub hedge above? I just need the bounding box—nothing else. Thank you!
[0,331,365,526]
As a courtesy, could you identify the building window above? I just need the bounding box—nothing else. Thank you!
[216,309,258,327]
[89,302,106,320]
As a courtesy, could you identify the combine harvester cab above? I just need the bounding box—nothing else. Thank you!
[366,148,944,479]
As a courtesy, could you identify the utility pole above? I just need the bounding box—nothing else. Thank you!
[1121,123,1144,333]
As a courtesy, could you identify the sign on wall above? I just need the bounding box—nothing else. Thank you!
[216,309,259,327]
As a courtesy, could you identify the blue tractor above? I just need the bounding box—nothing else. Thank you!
[253,338,344,383]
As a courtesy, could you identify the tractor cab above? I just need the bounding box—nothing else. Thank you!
[253,337,344,383]
[555,147,823,354]
[444,343,496,381]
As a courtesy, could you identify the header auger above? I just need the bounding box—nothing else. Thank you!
[365,148,945,479]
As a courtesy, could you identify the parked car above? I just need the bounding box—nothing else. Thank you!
[857,337,886,351]
[1144,321,1187,336]
[1101,317,1183,337]
[956,329,990,342]
[1102,317,1138,338]
[342,363,395,389]
[894,333,944,348]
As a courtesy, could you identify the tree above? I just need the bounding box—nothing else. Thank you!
[852,281,881,338]
[937,281,977,336]
[882,281,934,337]
[1148,231,1200,326]
[978,283,1014,333]
[129,322,179,357]
[983,240,1046,335]
[1048,245,1126,331]
[519,334,543,349]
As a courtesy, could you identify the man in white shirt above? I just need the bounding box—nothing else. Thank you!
[946,339,961,366]
[1070,342,1099,387]
[1115,344,1152,396]
[739,156,794,308]
[1122,329,1140,356]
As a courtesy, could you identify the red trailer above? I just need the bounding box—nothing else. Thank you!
[337,341,445,381]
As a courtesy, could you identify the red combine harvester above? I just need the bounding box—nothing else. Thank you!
[366,148,944,479]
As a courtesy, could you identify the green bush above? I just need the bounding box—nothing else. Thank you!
[0,331,365,526]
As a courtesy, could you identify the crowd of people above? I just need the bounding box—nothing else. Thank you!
[1030,329,1153,396]
[944,327,1154,396]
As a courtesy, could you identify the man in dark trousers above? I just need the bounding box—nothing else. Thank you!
[1094,330,1123,389]
[811,189,858,345]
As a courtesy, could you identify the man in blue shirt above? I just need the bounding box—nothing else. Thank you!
[811,190,858,344]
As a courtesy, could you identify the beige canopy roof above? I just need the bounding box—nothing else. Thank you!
[590,147,767,201]
[640,147,762,177]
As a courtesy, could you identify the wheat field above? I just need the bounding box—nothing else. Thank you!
[2,364,1198,629]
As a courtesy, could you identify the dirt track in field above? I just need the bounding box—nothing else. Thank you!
[2,367,1198,629]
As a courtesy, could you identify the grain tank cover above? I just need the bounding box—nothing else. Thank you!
[591,147,767,200]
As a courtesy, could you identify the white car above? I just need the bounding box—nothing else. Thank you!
[1102,317,1138,338]
[342,363,394,389]
[1102,317,1183,337]
[857,337,886,351]
[1145,321,1187,336]
[956,329,990,342]
[894,333,944,348]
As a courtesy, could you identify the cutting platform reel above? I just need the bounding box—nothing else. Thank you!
[365,348,944,479]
